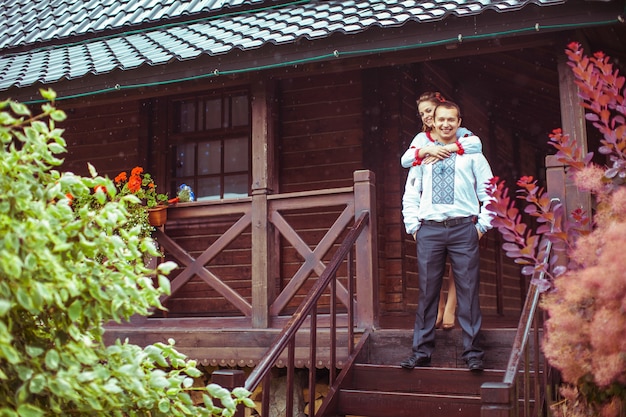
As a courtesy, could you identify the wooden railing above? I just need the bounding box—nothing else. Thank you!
[114,170,378,333]
[481,199,561,417]
[244,212,370,417]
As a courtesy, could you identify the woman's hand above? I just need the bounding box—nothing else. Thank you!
[422,145,452,164]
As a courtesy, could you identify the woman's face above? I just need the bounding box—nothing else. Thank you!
[417,99,438,129]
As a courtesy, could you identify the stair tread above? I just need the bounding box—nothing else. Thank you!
[361,328,540,369]
[345,363,505,396]
[341,388,482,400]
[337,389,483,417]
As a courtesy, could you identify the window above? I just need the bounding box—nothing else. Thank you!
[169,90,250,201]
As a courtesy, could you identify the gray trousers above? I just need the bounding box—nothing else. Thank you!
[412,221,484,361]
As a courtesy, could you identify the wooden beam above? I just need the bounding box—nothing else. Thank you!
[250,79,276,328]
[554,59,592,229]
[354,170,378,329]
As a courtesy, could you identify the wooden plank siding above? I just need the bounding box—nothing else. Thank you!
[279,71,364,192]
[60,100,143,179]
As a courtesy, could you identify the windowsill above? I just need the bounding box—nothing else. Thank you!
[168,196,253,209]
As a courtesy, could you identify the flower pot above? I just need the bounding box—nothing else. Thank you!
[147,206,167,227]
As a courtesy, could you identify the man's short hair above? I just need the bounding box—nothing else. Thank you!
[434,101,462,119]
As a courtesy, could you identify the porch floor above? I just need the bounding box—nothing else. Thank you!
[378,312,521,331]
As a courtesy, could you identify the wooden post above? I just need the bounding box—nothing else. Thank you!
[353,170,378,329]
[212,369,246,417]
[554,60,592,228]
[250,79,277,328]
[481,382,515,417]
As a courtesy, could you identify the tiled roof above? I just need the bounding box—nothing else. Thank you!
[0,0,567,91]
[0,0,265,50]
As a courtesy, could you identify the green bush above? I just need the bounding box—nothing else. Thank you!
[0,90,253,416]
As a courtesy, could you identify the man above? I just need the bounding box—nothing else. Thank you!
[401,101,494,372]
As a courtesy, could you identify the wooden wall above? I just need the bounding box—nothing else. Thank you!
[60,100,144,179]
[278,71,364,193]
[275,71,363,311]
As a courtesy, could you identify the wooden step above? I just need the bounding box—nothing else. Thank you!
[345,364,505,395]
[338,390,482,417]
[335,364,505,417]
[360,328,535,370]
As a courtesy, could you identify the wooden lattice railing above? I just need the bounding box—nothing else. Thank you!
[117,170,378,333]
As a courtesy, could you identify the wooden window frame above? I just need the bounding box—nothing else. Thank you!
[167,88,251,201]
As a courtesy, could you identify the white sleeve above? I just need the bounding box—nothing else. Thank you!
[402,166,423,234]
[473,154,495,231]
[457,134,483,155]
[400,132,429,168]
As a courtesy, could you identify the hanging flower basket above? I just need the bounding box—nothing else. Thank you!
[147,206,167,227]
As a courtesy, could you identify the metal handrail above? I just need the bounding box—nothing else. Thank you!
[244,211,369,416]
[482,198,560,417]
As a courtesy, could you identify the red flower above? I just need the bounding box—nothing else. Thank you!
[114,172,127,184]
[114,166,168,208]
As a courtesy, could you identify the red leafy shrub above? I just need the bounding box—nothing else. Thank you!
[487,42,626,416]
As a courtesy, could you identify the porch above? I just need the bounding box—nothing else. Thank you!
[103,168,526,367]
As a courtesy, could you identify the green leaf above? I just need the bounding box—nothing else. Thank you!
[0,344,21,364]
[50,110,66,122]
[9,101,30,117]
[16,404,44,417]
[0,299,11,316]
[44,349,60,370]
[158,274,171,294]
[202,394,215,409]
[220,395,235,411]
[242,398,256,408]
[231,387,251,398]
[158,399,171,413]
[39,88,57,101]
[29,374,47,394]
[48,142,65,154]
[25,345,44,358]
[68,300,82,321]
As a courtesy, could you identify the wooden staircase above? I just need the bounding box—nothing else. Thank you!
[323,327,538,417]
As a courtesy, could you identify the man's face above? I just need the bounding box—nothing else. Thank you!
[434,106,461,143]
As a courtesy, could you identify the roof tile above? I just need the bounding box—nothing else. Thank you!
[0,0,568,91]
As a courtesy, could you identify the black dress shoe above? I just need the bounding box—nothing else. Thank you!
[400,355,431,369]
[467,358,484,372]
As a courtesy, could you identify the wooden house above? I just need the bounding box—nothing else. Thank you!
[2,0,625,415]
